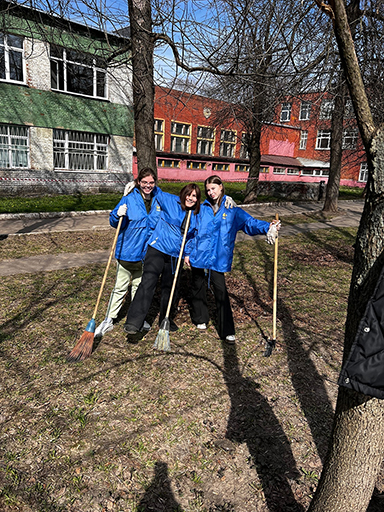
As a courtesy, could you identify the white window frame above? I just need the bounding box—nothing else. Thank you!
[280,102,292,122]
[171,122,191,153]
[358,162,368,183]
[344,99,355,118]
[299,101,311,121]
[0,124,29,168]
[319,99,334,119]
[154,119,164,151]
[50,46,107,99]
[316,130,331,150]
[53,129,109,171]
[273,167,286,175]
[196,126,214,156]
[287,168,299,175]
[299,130,308,150]
[0,33,25,83]
[342,129,358,149]
[220,130,236,157]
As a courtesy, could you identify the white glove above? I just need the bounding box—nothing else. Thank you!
[266,221,281,244]
[124,181,135,196]
[117,203,128,217]
[225,196,237,209]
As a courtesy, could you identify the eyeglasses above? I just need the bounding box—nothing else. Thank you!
[140,181,155,187]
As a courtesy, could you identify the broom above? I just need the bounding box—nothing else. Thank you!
[264,213,279,357]
[67,216,124,362]
[154,209,192,352]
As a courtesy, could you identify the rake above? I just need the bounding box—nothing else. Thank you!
[154,209,192,352]
[264,213,279,357]
[67,216,123,362]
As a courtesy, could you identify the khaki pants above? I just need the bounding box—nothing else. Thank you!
[106,260,143,319]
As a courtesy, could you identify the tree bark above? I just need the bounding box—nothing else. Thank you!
[127,0,157,175]
[322,81,345,213]
[308,1,384,510]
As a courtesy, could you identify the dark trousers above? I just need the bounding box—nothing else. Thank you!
[125,246,181,329]
[190,267,235,340]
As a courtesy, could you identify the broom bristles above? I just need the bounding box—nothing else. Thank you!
[153,318,171,351]
[67,319,96,362]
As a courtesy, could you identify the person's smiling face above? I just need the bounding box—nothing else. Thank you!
[185,189,198,208]
[206,183,223,202]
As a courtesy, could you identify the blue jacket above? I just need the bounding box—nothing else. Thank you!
[110,187,162,262]
[147,190,198,258]
[189,196,270,273]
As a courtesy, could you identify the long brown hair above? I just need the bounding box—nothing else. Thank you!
[179,183,201,215]
[205,175,225,206]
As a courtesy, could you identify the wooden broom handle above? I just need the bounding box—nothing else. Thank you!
[92,215,124,319]
[165,209,192,319]
[272,213,279,341]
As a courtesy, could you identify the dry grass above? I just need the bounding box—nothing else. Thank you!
[1,226,383,512]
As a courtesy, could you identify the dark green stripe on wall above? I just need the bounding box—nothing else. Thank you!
[0,83,134,137]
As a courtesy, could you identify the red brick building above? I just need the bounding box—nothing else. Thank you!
[132,87,367,188]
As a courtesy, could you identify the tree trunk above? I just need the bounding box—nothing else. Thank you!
[244,130,261,203]
[127,0,157,175]
[322,81,345,213]
[307,1,384,509]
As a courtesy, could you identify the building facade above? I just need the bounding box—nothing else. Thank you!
[0,1,134,196]
[134,86,366,188]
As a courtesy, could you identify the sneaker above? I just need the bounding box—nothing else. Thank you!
[94,318,114,338]
[196,323,207,330]
[142,320,151,331]
[225,335,236,344]
[124,323,139,334]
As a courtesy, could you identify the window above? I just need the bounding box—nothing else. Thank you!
[273,167,286,175]
[158,159,180,168]
[188,161,207,170]
[344,99,355,118]
[319,99,334,119]
[213,163,230,171]
[299,130,308,150]
[302,169,329,176]
[0,124,29,168]
[260,166,269,173]
[299,101,311,121]
[287,168,299,175]
[220,130,236,157]
[0,33,24,82]
[197,126,214,155]
[154,119,164,151]
[171,122,190,153]
[235,164,249,172]
[50,46,107,98]
[240,133,250,158]
[358,162,368,182]
[342,129,358,149]
[280,102,292,122]
[316,130,331,150]
[53,129,109,170]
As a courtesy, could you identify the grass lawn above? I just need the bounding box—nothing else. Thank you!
[1,225,382,512]
[0,183,364,215]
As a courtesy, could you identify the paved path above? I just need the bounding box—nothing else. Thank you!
[0,200,364,276]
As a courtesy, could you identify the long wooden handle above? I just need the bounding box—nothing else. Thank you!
[165,209,192,319]
[272,213,279,341]
[92,215,124,319]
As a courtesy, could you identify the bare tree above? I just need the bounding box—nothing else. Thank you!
[307,1,384,511]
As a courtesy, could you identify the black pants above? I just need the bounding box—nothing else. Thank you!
[190,267,235,340]
[125,246,181,329]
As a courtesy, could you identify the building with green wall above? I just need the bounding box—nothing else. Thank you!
[0,0,134,196]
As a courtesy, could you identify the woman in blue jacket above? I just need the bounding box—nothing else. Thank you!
[124,183,201,334]
[94,168,161,338]
[185,175,279,344]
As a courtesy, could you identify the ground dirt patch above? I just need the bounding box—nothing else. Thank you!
[1,227,383,511]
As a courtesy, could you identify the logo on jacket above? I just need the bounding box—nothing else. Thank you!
[222,213,227,219]
[156,205,161,211]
